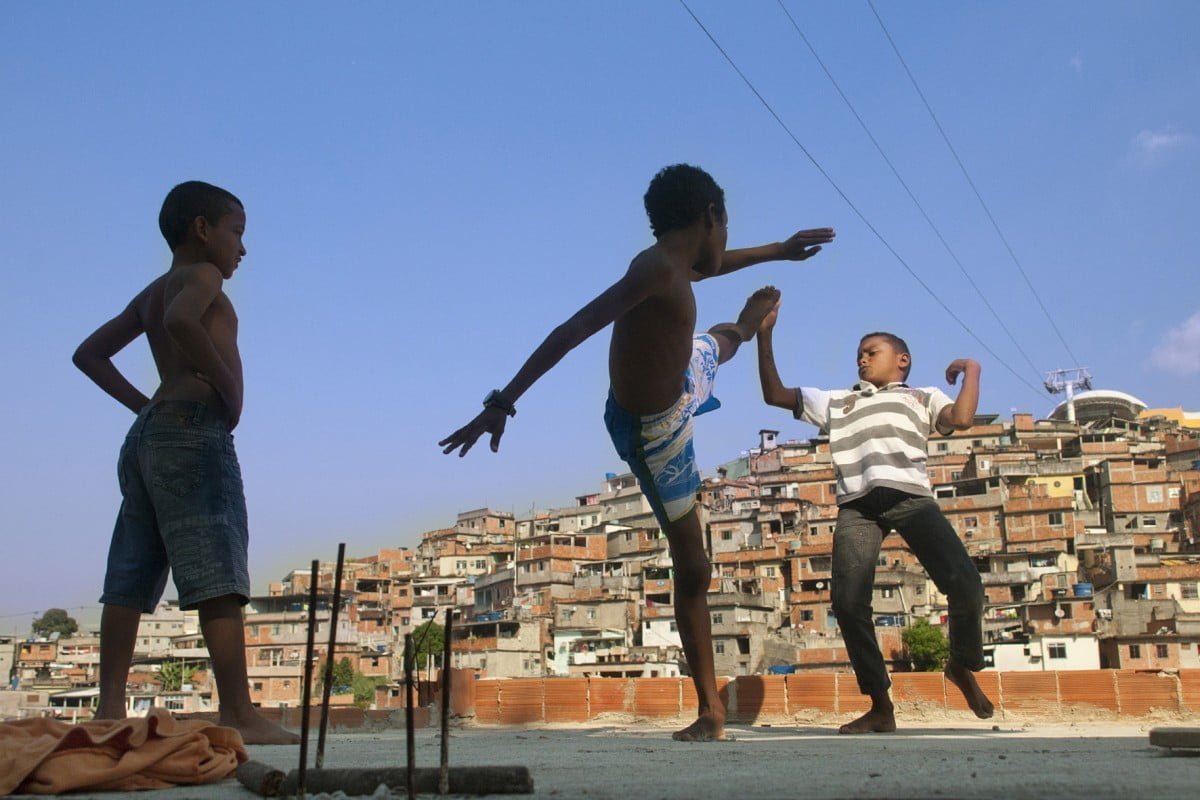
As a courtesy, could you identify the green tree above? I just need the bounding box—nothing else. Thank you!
[902,618,950,672]
[31,608,78,639]
[157,661,196,692]
[351,673,385,709]
[411,621,445,669]
[330,657,354,693]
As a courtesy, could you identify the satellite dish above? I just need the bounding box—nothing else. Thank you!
[815,581,825,590]
[1053,607,1065,618]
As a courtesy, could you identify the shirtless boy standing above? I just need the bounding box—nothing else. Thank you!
[440,164,834,740]
[74,181,297,744]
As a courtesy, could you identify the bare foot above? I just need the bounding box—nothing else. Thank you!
[221,709,300,745]
[838,706,897,734]
[672,711,726,742]
[735,286,782,341]
[92,705,126,721]
[945,661,993,719]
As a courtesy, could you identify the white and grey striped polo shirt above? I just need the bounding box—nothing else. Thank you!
[796,381,954,504]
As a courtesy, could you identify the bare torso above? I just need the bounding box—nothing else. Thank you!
[138,272,242,418]
[608,249,697,415]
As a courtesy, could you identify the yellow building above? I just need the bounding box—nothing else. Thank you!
[1140,408,1200,430]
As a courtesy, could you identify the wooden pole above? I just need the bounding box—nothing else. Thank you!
[404,631,415,800]
[235,760,286,797]
[316,542,346,768]
[298,559,320,800]
[439,610,453,794]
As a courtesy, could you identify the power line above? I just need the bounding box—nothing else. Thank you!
[866,0,1084,368]
[677,0,1047,400]
[775,0,1046,384]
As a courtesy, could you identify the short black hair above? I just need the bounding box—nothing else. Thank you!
[861,331,912,380]
[158,181,243,250]
[643,164,725,237]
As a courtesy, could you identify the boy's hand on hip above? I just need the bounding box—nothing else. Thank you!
[439,407,509,457]
[945,359,980,385]
[777,228,836,261]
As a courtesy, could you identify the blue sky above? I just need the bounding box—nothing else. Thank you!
[2,2,1197,633]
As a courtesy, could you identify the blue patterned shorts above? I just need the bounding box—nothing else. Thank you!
[604,335,721,530]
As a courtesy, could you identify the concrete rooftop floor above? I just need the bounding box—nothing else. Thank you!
[9,720,1199,799]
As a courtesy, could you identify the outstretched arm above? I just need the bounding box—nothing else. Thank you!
[439,261,668,457]
[73,298,151,414]
[755,297,801,412]
[709,227,835,279]
[937,359,981,431]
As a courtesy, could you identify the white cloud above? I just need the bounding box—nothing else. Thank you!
[1070,53,1083,74]
[1151,311,1200,375]
[1133,127,1195,161]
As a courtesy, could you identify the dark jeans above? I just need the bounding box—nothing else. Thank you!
[100,401,250,612]
[831,487,985,695]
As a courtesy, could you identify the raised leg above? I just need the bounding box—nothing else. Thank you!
[708,286,781,364]
[888,496,993,719]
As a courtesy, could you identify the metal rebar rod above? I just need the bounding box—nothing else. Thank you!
[404,631,416,800]
[298,559,320,800]
[316,542,346,768]
[439,610,453,794]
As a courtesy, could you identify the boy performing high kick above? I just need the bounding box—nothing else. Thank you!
[441,164,834,741]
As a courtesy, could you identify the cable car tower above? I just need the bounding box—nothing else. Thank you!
[1044,368,1093,422]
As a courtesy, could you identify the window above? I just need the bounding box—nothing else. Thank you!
[715,641,726,654]
[1142,517,1157,528]
[879,588,894,599]
[712,613,724,624]
[1129,644,1141,659]
[951,471,963,481]
[1146,486,1163,503]
[765,566,776,578]
[1047,511,1064,526]
[1181,583,1199,600]
[1156,644,1169,659]
[1168,487,1181,499]
[937,443,948,452]
[721,531,733,541]
[963,516,979,528]
[669,621,678,632]
[252,682,264,692]
[800,610,814,622]
[1048,643,1067,659]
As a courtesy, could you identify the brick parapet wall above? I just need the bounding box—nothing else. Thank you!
[469,669,1200,726]
[175,669,1200,732]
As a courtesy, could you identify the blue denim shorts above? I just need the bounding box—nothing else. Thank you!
[100,401,250,612]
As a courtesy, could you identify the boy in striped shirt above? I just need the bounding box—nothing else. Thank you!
[755,293,993,733]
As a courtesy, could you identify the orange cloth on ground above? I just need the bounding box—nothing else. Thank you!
[0,707,247,795]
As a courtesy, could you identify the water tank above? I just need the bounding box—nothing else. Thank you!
[1072,582,1094,598]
